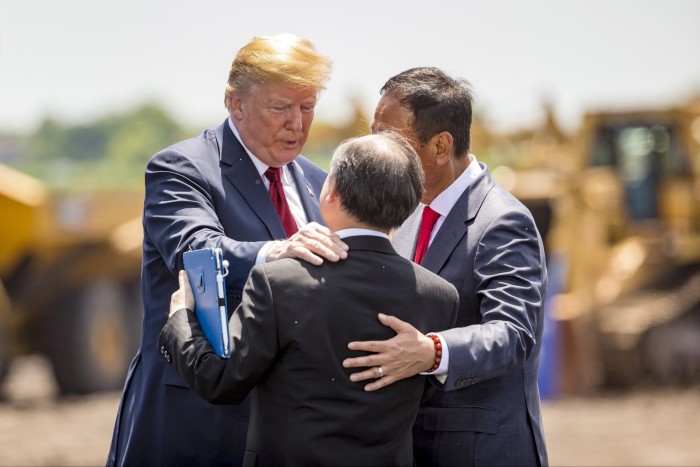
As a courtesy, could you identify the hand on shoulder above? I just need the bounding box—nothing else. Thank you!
[265,222,348,265]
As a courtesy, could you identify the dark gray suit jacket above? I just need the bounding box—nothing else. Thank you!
[159,236,459,467]
[107,121,326,467]
[393,165,548,466]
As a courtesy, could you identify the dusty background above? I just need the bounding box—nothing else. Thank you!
[1,355,699,467]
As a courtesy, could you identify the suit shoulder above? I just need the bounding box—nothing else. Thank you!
[487,182,528,209]
[480,182,538,226]
[147,128,216,168]
[257,258,315,282]
[411,263,458,297]
[295,155,327,177]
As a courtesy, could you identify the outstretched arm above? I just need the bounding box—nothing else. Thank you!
[145,150,347,292]
[265,222,348,266]
[343,209,545,392]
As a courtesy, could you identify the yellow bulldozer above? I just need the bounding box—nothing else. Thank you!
[490,98,700,394]
[0,164,143,394]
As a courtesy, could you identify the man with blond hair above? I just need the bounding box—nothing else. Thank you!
[107,34,347,467]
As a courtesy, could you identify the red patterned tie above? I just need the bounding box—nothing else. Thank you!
[414,206,441,264]
[265,167,298,238]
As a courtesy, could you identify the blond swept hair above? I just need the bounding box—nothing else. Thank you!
[224,33,332,110]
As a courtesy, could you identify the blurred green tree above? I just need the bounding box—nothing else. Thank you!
[18,103,186,190]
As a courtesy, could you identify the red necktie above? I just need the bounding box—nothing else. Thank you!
[414,206,441,264]
[265,167,298,238]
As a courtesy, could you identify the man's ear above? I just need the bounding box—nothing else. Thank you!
[229,93,244,120]
[434,131,454,167]
[324,179,339,203]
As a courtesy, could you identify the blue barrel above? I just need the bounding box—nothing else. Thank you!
[538,254,567,400]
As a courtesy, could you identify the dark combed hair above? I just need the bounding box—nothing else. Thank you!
[380,67,473,158]
[329,131,424,230]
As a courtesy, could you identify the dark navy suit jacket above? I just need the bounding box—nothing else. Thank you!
[393,165,549,467]
[107,120,326,466]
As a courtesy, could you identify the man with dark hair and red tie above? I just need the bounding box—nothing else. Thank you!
[107,34,348,467]
[343,67,549,466]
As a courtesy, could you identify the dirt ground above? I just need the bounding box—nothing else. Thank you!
[1,356,699,467]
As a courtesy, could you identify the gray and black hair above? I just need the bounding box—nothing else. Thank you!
[380,67,473,158]
[329,131,424,230]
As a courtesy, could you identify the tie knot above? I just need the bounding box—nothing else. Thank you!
[413,205,441,264]
[265,167,282,183]
[422,206,441,228]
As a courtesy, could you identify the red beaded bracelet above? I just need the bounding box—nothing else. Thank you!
[427,333,442,372]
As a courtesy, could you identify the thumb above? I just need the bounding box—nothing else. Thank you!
[377,313,414,334]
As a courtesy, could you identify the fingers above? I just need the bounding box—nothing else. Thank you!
[348,367,380,383]
[178,270,192,294]
[179,269,185,286]
[344,314,413,356]
[362,375,397,392]
[377,313,415,334]
[294,223,348,262]
[345,367,403,392]
[169,270,187,317]
[343,313,432,391]
[342,347,383,369]
[182,270,194,310]
[267,222,349,265]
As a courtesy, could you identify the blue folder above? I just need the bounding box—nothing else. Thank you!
[183,247,232,358]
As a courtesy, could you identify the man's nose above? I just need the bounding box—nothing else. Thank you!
[285,107,303,131]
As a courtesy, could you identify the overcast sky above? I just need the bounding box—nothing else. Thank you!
[1,0,699,136]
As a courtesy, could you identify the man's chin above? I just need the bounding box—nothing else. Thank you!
[276,147,303,161]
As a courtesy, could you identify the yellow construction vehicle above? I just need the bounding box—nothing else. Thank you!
[0,164,143,394]
[491,98,700,394]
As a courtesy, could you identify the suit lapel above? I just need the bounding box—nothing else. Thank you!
[420,164,495,273]
[391,206,422,259]
[216,121,286,239]
[288,161,324,225]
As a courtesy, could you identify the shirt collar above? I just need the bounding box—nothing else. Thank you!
[228,117,295,184]
[336,228,389,239]
[427,155,483,217]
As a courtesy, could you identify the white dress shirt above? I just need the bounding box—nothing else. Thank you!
[421,156,483,378]
[336,228,389,240]
[227,119,308,264]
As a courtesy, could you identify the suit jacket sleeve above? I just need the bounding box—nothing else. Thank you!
[158,264,279,404]
[441,209,545,391]
[144,147,266,291]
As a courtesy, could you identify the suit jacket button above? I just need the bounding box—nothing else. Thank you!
[160,346,165,353]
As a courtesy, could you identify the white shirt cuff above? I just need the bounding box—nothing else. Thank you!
[256,241,273,265]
